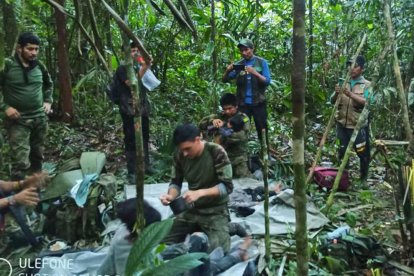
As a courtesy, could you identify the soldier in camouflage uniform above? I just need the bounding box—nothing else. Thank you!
[160,123,233,253]
[0,173,47,262]
[0,32,53,180]
[200,93,251,178]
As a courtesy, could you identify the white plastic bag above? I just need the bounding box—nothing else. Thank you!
[142,69,161,91]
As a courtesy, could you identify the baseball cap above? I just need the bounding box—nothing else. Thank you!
[346,55,365,68]
[237,38,254,49]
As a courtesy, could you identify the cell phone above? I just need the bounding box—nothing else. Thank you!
[233,64,245,71]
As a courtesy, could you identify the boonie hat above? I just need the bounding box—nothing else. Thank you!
[237,38,254,49]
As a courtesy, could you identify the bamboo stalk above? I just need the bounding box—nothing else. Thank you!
[261,129,271,263]
[305,34,367,185]
[323,43,390,211]
[163,0,195,38]
[101,0,152,64]
[384,0,414,152]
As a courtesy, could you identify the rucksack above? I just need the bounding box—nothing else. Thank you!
[320,233,386,271]
[42,173,117,243]
[106,70,121,104]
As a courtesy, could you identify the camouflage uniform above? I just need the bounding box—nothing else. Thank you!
[200,111,251,178]
[163,142,233,253]
[0,56,53,180]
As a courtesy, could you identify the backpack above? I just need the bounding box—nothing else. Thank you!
[106,70,121,104]
[42,173,117,243]
[320,233,386,271]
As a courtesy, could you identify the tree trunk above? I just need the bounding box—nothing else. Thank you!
[120,0,146,233]
[292,0,308,275]
[178,0,197,38]
[0,4,4,69]
[308,0,313,83]
[55,0,74,123]
[86,0,104,54]
[2,1,18,56]
[210,0,217,79]
[383,0,414,152]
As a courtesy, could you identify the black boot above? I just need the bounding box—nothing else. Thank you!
[143,143,155,175]
[125,151,137,184]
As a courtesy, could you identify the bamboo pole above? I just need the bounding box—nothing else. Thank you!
[261,129,271,263]
[305,34,367,185]
[163,0,195,38]
[383,0,414,153]
[101,0,152,64]
[324,44,391,211]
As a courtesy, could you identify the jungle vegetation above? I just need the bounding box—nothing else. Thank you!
[1,0,414,274]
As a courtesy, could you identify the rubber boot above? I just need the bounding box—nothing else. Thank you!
[143,142,155,175]
[125,150,137,185]
[127,173,136,185]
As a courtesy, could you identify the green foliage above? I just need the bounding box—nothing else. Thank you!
[125,218,207,276]
[125,219,174,275]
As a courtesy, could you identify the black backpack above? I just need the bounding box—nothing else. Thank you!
[106,70,121,104]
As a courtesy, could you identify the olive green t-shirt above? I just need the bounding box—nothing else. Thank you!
[170,142,233,208]
[0,56,53,119]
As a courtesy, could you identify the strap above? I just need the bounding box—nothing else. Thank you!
[0,189,39,246]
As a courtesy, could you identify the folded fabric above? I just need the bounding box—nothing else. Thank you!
[75,173,98,207]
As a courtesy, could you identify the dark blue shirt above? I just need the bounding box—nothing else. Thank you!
[228,56,271,104]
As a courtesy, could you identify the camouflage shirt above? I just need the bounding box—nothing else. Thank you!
[170,142,233,208]
[199,111,249,161]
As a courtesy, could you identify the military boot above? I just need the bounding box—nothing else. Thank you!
[127,173,136,185]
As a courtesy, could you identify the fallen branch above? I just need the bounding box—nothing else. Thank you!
[336,204,373,216]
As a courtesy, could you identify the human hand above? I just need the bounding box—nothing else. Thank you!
[160,194,176,206]
[226,64,234,72]
[183,190,202,204]
[5,107,20,120]
[335,84,341,94]
[245,66,257,75]
[23,172,50,189]
[343,88,351,97]
[14,187,40,206]
[43,102,52,114]
[212,119,224,128]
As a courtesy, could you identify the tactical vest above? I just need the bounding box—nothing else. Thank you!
[335,77,371,128]
[235,57,267,106]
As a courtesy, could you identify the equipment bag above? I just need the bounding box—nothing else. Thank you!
[314,167,350,191]
[106,71,121,104]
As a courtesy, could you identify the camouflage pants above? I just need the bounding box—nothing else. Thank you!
[163,205,230,253]
[229,155,251,178]
[5,117,48,180]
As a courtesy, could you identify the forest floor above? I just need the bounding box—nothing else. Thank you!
[43,119,413,275]
[1,116,413,275]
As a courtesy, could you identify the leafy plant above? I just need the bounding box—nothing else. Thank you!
[125,218,207,276]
